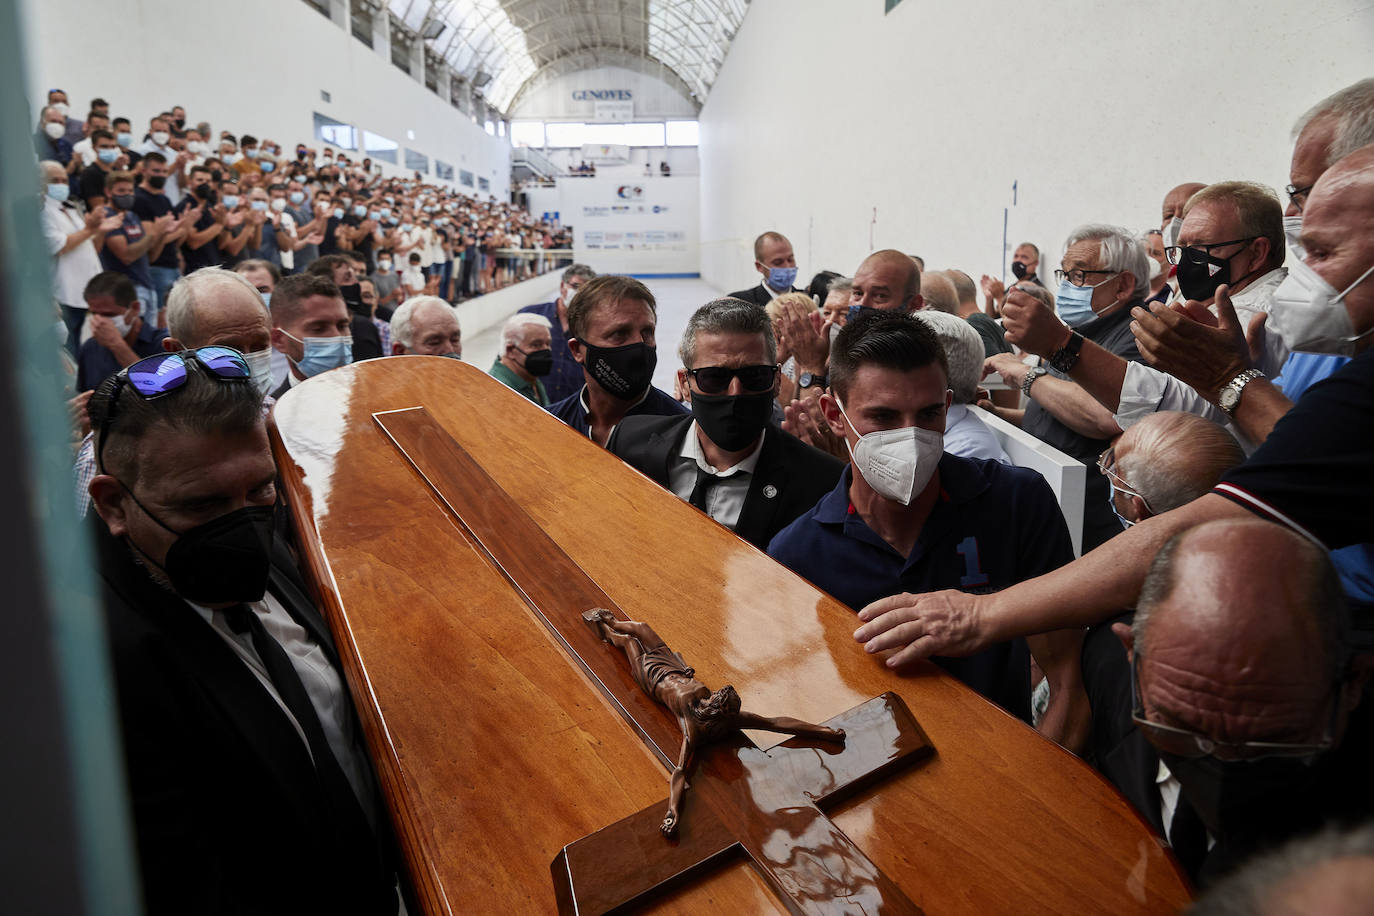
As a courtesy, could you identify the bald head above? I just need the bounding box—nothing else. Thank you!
[851,249,923,312]
[166,267,272,354]
[918,270,959,314]
[1114,412,1244,517]
[1162,182,1207,229]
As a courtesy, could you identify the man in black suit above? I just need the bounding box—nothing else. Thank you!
[1108,518,1374,888]
[608,297,843,550]
[727,231,801,306]
[86,351,397,914]
[269,272,359,400]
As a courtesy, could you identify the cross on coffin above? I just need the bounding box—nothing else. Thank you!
[373,407,936,915]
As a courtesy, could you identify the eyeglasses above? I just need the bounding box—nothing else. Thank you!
[1130,652,1338,762]
[1164,237,1258,265]
[1285,183,1314,214]
[685,364,780,394]
[1053,268,1118,287]
[93,347,251,472]
[1096,447,1155,515]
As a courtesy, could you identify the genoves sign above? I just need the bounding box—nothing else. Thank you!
[572,90,633,101]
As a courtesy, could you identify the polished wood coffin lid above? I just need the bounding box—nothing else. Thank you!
[269,357,1192,914]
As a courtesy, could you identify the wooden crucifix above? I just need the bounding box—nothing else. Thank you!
[374,406,936,915]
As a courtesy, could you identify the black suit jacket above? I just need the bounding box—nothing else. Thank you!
[726,282,799,307]
[92,518,396,915]
[606,414,844,550]
[352,314,384,361]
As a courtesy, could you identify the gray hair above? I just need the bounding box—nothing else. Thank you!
[166,267,265,342]
[919,271,959,315]
[1134,519,1347,671]
[391,295,459,349]
[912,311,983,403]
[501,312,551,349]
[39,159,65,182]
[1292,78,1374,167]
[826,277,853,299]
[561,263,596,285]
[1063,223,1150,301]
[1116,411,1244,513]
[1188,824,1374,916]
[678,297,777,369]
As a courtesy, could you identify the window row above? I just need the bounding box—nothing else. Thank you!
[314,111,476,186]
[510,120,699,149]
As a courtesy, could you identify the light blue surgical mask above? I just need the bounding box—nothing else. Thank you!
[245,148,259,159]
[250,199,268,212]
[46,182,70,203]
[353,204,366,218]
[97,147,119,165]
[280,329,352,378]
[260,161,275,173]
[401,223,413,233]
[380,207,392,220]
[223,194,240,209]
[116,131,133,148]
[1107,477,1136,528]
[260,291,272,308]
[333,207,345,220]
[289,190,305,204]
[767,265,798,291]
[1055,273,1117,328]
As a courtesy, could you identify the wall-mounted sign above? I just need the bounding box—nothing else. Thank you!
[581,143,631,165]
[594,100,634,122]
[571,90,634,100]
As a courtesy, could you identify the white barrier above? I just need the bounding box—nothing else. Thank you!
[974,408,1087,557]
[451,272,561,342]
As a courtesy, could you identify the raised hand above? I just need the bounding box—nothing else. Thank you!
[1130,283,1250,401]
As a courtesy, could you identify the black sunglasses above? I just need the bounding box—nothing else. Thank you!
[93,346,251,471]
[685,364,779,395]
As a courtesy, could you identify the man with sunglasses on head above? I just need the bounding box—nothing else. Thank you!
[547,274,686,446]
[86,349,399,914]
[1106,517,1373,886]
[607,298,844,551]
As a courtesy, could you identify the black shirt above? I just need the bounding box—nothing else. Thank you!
[1215,348,1373,551]
[176,196,220,272]
[134,187,178,269]
[319,216,342,257]
[78,164,112,206]
[1022,300,1143,551]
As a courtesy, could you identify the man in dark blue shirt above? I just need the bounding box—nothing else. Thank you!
[75,272,170,392]
[520,263,597,404]
[546,274,686,445]
[768,313,1075,723]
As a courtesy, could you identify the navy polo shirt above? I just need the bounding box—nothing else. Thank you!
[517,300,584,404]
[76,323,170,392]
[548,384,687,439]
[767,454,1075,721]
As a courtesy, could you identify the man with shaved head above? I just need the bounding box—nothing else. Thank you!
[729,231,800,306]
[1112,517,1373,884]
[917,270,959,315]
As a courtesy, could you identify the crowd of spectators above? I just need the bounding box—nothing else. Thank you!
[50,73,1374,911]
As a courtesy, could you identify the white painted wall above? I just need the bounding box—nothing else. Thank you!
[511,66,697,121]
[699,0,1374,292]
[19,0,511,198]
[544,146,700,177]
[526,177,699,276]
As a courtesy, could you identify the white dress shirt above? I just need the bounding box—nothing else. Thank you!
[43,195,103,307]
[668,420,764,530]
[943,404,1011,464]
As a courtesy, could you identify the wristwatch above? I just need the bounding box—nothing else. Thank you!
[1021,366,1048,398]
[1218,368,1264,415]
[1047,331,1084,374]
[799,371,828,390]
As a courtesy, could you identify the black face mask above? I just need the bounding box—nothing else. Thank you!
[1162,750,1323,838]
[173,117,185,130]
[209,169,224,183]
[123,484,275,604]
[578,340,656,400]
[193,183,217,205]
[111,194,135,211]
[1011,261,1030,280]
[520,348,554,377]
[338,282,363,309]
[1175,246,1261,302]
[690,390,773,452]
[147,175,167,190]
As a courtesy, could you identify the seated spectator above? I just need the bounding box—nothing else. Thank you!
[1111,517,1373,885]
[389,296,461,357]
[910,310,1010,463]
[490,313,552,405]
[85,355,399,913]
[305,255,384,360]
[918,270,960,315]
[75,272,169,393]
[519,263,597,404]
[269,273,355,398]
[42,160,117,353]
[768,312,1077,724]
[609,298,843,551]
[547,275,687,446]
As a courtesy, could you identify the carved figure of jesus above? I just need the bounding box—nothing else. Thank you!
[582,608,845,836]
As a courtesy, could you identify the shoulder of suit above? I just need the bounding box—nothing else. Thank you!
[762,425,846,470]
[608,412,689,453]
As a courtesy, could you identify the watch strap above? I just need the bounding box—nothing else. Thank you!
[1048,331,1084,374]
[1021,366,1047,398]
[1220,368,1264,415]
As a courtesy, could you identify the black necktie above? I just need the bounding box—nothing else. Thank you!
[1168,793,1209,880]
[223,603,374,837]
[688,468,715,511]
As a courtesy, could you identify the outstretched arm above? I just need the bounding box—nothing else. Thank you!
[662,734,696,837]
[735,711,845,742]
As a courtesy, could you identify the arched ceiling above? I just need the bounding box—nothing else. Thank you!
[386,0,750,115]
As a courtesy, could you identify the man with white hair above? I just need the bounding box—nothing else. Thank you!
[918,271,960,316]
[490,313,553,405]
[74,267,277,517]
[982,225,1148,550]
[389,296,461,357]
[910,311,1008,463]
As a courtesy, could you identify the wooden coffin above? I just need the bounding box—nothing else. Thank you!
[269,357,1191,914]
